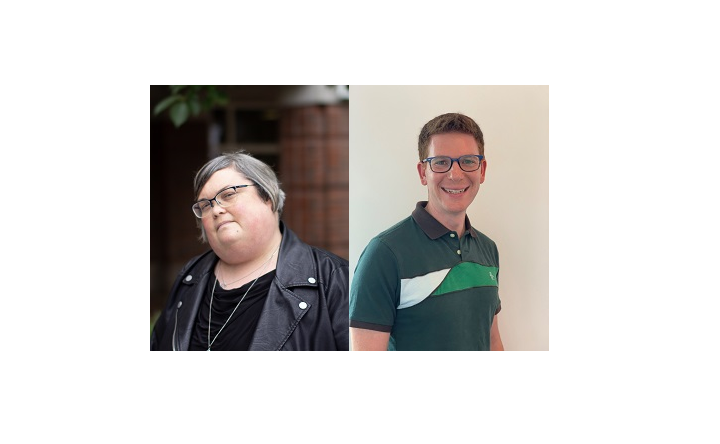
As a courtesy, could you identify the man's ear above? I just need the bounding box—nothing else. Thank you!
[417,162,428,186]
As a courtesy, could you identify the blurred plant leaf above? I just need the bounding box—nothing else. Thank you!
[154,85,229,128]
[169,101,190,127]
[151,310,161,334]
[188,97,201,116]
[153,94,181,116]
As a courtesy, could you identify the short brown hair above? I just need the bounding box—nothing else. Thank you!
[418,113,484,161]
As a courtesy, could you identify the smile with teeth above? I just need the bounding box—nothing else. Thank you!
[442,186,469,194]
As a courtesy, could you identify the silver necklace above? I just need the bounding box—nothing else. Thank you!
[219,250,277,288]
[207,246,279,351]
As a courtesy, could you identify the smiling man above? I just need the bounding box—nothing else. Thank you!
[349,113,504,351]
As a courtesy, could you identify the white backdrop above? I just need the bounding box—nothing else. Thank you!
[2,1,717,441]
[349,85,549,351]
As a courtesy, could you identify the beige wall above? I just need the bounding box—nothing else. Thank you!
[349,85,549,351]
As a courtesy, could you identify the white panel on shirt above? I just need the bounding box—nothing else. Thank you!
[398,268,451,310]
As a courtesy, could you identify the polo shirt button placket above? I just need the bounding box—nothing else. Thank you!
[460,234,470,256]
[449,232,462,257]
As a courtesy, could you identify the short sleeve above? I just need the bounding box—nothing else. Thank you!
[349,238,400,332]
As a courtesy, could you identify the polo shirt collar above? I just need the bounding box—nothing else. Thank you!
[411,201,477,240]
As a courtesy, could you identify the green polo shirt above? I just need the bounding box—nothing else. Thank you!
[350,202,501,351]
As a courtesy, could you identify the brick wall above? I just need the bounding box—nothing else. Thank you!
[279,104,349,260]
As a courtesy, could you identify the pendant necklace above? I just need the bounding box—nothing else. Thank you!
[207,245,279,351]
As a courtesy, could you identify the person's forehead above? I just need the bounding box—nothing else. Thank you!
[200,167,247,197]
[428,133,480,155]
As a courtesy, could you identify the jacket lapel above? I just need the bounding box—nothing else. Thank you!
[174,252,215,351]
[248,223,319,350]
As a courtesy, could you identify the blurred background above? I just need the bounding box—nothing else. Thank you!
[150,85,349,326]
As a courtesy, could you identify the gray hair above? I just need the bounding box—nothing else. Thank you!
[193,150,286,243]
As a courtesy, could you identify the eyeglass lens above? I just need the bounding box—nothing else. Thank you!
[429,155,481,173]
[192,187,242,218]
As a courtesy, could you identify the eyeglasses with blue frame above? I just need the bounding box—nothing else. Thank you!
[421,154,484,173]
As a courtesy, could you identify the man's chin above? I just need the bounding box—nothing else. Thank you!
[428,200,471,218]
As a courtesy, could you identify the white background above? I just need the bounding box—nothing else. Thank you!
[1,1,718,443]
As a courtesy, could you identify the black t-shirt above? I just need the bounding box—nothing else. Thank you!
[189,270,275,351]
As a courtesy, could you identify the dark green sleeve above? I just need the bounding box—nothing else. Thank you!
[349,238,400,332]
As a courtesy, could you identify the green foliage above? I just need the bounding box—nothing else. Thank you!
[153,85,228,127]
[150,310,161,334]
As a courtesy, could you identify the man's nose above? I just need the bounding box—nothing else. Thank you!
[448,160,464,179]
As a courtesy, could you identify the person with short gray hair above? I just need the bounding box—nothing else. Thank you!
[192,152,287,243]
[152,150,349,351]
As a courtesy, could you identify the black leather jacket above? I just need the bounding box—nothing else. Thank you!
[151,223,349,350]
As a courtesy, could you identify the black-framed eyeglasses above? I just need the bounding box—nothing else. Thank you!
[191,184,256,218]
[421,155,484,173]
